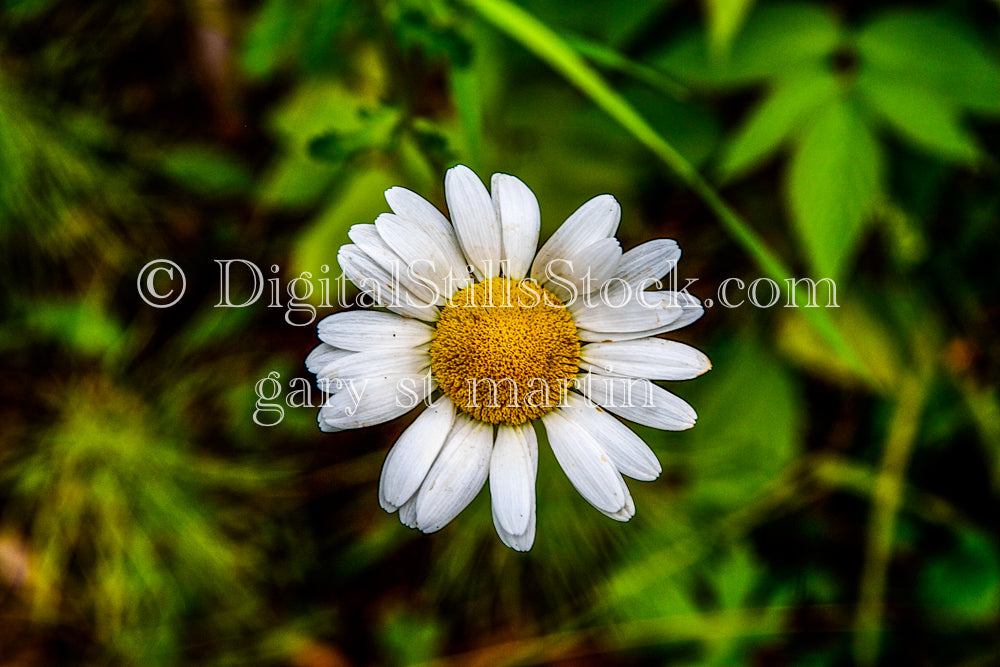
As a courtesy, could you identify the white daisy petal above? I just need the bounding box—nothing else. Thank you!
[542,410,627,514]
[604,239,681,295]
[547,237,622,303]
[578,292,705,342]
[375,213,472,298]
[337,245,440,322]
[384,189,471,287]
[398,495,418,528]
[573,290,688,333]
[319,375,434,431]
[415,415,493,533]
[384,186,456,239]
[598,484,635,522]
[492,499,536,551]
[561,393,661,481]
[530,194,620,283]
[491,173,540,281]
[318,410,341,433]
[580,338,712,381]
[379,396,456,510]
[654,292,705,332]
[445,165,502,279]
[317,310,434,350]
[305,343,351,374]
[347,224,441,305]
[489,423,538,536]
[315,348,429,383]
[576,373,697,431]
[315,167,710,549]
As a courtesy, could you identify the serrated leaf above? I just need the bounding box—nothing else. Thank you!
[656,3,841,88]
[787,101,883,282]
[856,10,1000,114]
[856,71,981,163]
[719,69,840,180]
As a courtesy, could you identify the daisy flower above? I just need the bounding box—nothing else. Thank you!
[307,165,710,551]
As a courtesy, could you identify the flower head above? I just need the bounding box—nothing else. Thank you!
[308,165,710,551]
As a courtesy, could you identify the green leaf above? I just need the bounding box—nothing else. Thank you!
[856,10,1000,114]
[719,69,840,180]
[602,340,802,617]
[240,0,297,79]
[669,340,802,513]
[159,146,254,198]
[523,0,669,47]
[377,607,444,666]
[918,528,1000,624]
[290,164,403,283]
[306,106,401,164]
[656,3,841,88]
[260,80,380,208]
[704,0,757,56]
[777,297,902,393]
[787,100,883,282]
[856,71,981,164]
[22,299,127,359]
[240,0,352,79]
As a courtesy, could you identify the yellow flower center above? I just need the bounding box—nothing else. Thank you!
[430,277,581,425]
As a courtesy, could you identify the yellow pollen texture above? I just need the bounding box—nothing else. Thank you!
[430,277,580,425]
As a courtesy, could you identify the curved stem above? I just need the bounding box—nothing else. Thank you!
[460,0,865,375]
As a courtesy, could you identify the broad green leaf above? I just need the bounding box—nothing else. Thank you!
[856,10,1000,114]
[704,0,756,56]
[719,69,840,180]
[656,3,841,88]
[787,100,883,282]
[856,71,981,163]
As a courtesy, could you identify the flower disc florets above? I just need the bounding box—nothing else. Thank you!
[430,277,580,425]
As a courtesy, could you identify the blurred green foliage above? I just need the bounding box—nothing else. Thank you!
[1,0,998,666]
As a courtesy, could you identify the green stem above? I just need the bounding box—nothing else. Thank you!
[460,0,865,375]
[852,374,927,666]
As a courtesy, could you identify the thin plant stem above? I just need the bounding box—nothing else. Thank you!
[460,0,866,377]
[852,374,928,665]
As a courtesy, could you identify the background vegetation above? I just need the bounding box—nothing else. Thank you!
[1,0,998,664]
